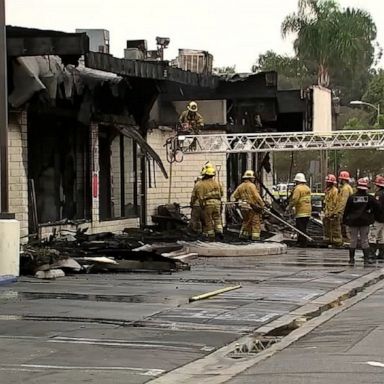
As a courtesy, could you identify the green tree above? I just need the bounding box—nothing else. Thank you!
[281,0,377,89]
[213,66,236,76]
[252,50,314,89]
[338,116,384,177]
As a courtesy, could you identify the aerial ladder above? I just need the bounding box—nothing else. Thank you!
[164,129,384,241]
[165,129,384,161]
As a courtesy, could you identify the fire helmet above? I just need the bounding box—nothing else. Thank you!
[357,177,369,190]
[374,175,384,187]
[294,173,306,183]
[338,171,350,181]
[242,170,255,179]
[204,166,216,176]
[187,101,198,112]
[325,174,337,184]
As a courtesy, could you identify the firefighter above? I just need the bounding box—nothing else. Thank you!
[336,170,354,242]
[178,101,204,134]
[232,170,265,241]
[189,175,203,234]
[372,175,384,259]
[287,173,312,247]
[323,174,343,247]
[343,178,381,265]
[195,164,223,241]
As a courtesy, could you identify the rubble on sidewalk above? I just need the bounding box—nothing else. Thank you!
[20,201,327,279]
[21,228,192,278]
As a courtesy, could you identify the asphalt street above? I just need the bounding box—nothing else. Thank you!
[0,247,383,384]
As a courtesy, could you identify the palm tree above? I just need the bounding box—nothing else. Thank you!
[281,0,377,87]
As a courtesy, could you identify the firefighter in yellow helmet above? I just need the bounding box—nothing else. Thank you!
[189,174,203,234]
[323,174,343,247]
[287,173,312,247]
[195,163,223,241]
[232,170,265,241]
[178,101,204,134]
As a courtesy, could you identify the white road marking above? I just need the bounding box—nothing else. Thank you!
[366,361,384,368]
[1,364,165,376]
[48,339,196,351]
[0,315,22,320]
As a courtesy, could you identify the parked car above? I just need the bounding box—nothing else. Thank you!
[311,193,324,217]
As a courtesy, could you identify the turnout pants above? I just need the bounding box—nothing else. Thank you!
[296,216,310,246]
[341,223,351,242]
[202,204,223,239]
[348,226,370,249]
[239,209,261,241]
[323,216,343,245]
[190,206,203,233]
[371,221,384,244]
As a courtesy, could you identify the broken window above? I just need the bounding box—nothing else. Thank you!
[98,125,140,221]
[28,115,91,227]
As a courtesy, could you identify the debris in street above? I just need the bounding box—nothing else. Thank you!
[35,269,65,279]
[189,284,242,302]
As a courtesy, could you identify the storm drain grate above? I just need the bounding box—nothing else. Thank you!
[228,336,282,358]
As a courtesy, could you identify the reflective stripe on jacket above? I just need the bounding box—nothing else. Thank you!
[190,181,201,207]
[232,180,264,209]
[289,183,312,218]
[336,183,353,215]
[324,185,339,217]
[195,178,222,206]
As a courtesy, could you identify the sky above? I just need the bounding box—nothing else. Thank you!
[5,0,384,72]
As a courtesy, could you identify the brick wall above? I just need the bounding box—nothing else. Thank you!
[146,128,227,224]
[8,111,28,242]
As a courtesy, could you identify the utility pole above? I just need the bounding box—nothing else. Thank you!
[0,0,8,212]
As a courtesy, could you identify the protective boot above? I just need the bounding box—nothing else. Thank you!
[348,248,355,265]
[370,243,378,257]
[216,232,224,242]
[377,244,384,260]
[363,248,374,265]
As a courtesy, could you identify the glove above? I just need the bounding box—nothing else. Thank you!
[250,203,263,213]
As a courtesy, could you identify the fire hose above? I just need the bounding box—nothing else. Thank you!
[181,201,314,242]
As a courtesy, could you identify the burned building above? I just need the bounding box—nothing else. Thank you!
[5,27,218,240]
[5,26,330,242]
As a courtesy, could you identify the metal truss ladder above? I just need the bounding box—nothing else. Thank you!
[173,129,384,155]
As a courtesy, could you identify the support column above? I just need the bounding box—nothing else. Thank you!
[0,0,8,211]
[90,122,100,223]
[0,1,20,280]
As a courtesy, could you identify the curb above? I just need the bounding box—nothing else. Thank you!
[0,275,17,286]
[148,267,384,384]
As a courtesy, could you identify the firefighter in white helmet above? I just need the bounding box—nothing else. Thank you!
[232,170,265,241]
[287,173,312,246]
[178,101,204,134]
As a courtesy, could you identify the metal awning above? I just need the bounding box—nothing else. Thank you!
[85,52,218,88]
[116,125,168,179]
[6,26,89,57]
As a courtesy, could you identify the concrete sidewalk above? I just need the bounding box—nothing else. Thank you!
[227,286,384,384]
